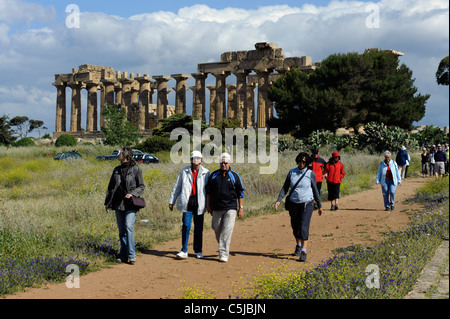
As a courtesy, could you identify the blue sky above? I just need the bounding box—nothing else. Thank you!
[0,0,448,137]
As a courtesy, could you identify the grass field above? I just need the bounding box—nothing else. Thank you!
[0,144,424,295]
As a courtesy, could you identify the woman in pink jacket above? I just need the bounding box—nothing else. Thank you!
[324,152,345,211]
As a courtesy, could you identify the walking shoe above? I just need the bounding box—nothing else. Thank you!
[128,257,136,265]
[330,205,335,211]
[391,206,395,211]
[299,251,307,262]
[196,252,204,259]
[219,256,228,262]
[293,245,301,257]
[385,207,390,211]
[334,205,339,211]
[176,251,188,259]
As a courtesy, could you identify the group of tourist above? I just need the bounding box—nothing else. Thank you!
[421,143,449,178]
[103,144,447,265]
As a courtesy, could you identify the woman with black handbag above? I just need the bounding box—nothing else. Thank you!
[105,147,145,265]
[275,152,323,262]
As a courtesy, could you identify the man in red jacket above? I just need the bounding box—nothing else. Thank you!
[324,152,345,211]
[310,148,326,209]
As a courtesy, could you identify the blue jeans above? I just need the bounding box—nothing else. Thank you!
[381,180,397,209]
[115,210,137,259]
[181,211,204,253]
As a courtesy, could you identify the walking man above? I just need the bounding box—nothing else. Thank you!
[309,148,326,209]
[206,153,245,262]
[434,145,447,178]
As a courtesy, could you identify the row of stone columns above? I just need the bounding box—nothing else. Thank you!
[54,69,275,133]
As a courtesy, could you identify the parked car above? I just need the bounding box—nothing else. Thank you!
[111,149,144,156]
[135,153,160,164]
[96,155,118,161]
[97,149,144,161]
[54,152,82,160]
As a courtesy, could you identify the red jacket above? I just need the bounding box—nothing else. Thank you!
[310,157,326,183]
[325,161,345,184]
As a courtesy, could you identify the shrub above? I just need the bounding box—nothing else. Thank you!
[135,136,176,154]
[55,134,77,147]
[13,137,35,147]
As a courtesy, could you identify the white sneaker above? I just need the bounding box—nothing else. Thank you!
[219,256,228,262]
[196,252,204,259]
[176,251,188,259]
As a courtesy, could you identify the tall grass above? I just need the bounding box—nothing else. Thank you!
[0,145,422,296]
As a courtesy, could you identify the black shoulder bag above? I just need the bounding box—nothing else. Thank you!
[285,169,308,211]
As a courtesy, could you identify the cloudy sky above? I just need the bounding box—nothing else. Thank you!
[0,0,448,137]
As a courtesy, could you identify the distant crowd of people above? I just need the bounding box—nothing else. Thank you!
[420,143,449,178]
[103,142,448,265]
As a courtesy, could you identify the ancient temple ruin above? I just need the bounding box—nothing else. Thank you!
[52,42,320,137]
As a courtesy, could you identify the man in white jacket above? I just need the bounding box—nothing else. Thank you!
[169,151,210,259]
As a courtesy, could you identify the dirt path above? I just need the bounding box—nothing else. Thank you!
[7,178,427,299]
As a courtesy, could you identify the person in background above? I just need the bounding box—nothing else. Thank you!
[434,145,447,178]
[169,151,210,259]
[421,147,429,178]
[324,151,345,211]
[206,153,245,263]
[445,144,449,174]
[105,148,145,265]
[376,151,402,211]
[404,150,411,179]
[309,148,326,210]
[395,146,409,180]
[429,145,436,176]
[275,152,323,262]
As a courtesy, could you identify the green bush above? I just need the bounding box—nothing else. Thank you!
[135,136,176,154]
[13,137,35,147]
[55,134,77,147]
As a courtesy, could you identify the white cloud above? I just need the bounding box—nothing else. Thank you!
[0,0,448,134]
[0,0,56,25]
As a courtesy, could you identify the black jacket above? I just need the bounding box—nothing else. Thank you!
[105,163,145,211]
[206,168,245,211]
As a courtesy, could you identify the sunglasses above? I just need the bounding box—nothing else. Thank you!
[299,160,307,164]
[220,162,229,165]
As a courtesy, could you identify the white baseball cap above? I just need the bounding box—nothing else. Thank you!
[190,150,202,158]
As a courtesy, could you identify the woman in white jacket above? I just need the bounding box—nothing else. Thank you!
[376,151,402,211]
[169,151,210,259]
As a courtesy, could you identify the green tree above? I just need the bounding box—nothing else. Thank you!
[10,116,30,138]
[29,120,47,139]
[269,50,430,137]
[0,115,16,146]
[152,113,208,137]
[101,104,142,146]
[436,56,449,86]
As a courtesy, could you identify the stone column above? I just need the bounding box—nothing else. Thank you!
[153,75,171,120]
[212,72,229,124]
[86,81,99,132]
[207,85,216,126]
[119,72,133,118]
[136,75,151,131]
[68,81,82,132]
[192,73,207,121]
[172,74,191,114]
[226,84,237,120]
[235,71,249,128]
[256,70,271,128]
[246,82,257,128]
[53,82,66,132]
[101,79,116,129]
